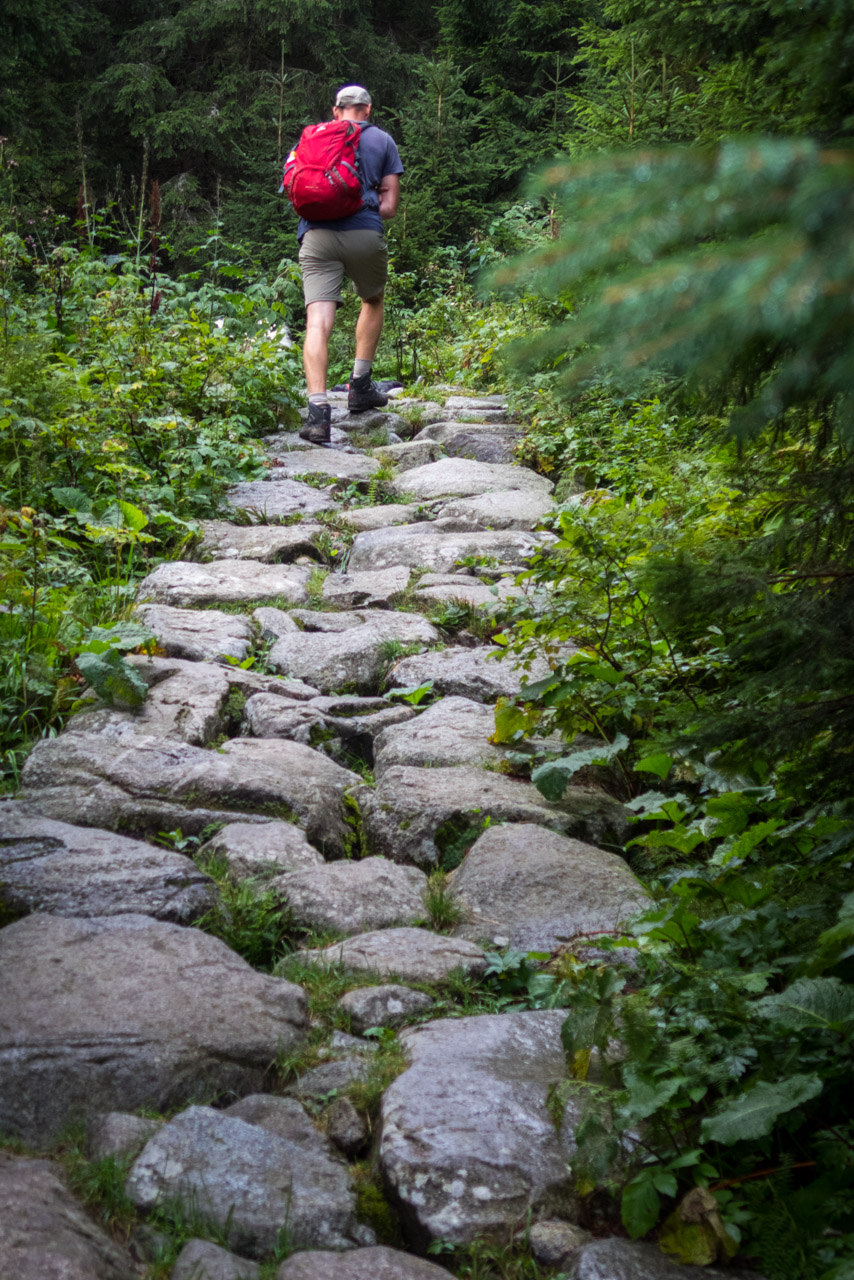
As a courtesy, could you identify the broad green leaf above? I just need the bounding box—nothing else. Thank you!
[621,1066,683,1122]
[634,752,674,780]
[531,733,628,799]
[621,1174,661,1238]
[756,977,854,1031]
[701,1073,823,1144]
[118,500,148,532]
[75,650,149,708]
[492,699,530,743]
[51,485,93,513]
[77,623,155,655]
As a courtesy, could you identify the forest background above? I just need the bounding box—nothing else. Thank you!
[1,2,854,1279]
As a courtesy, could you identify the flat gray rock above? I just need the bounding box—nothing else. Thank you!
[272,858,428,935]
[339,504,425,532]
[412,573,521,610]
[87,1112,163,1161]
[347,524,548,574]
[444,394,507,412]
[387,647,556,703]
[372,440,442,470]
[529,1220,591,1268]
[286,1056,372,1101]
[266,612,439,695]
[0,914,307,1143]
[270,448,381,482]
[198,820,324,881]
[436,489,555,530]
[391,459,552,501]
[442,431,518,465]
[137,559,312,608]
[20,732,359,857]
[242,693,413,762]
[326,1096,368,1157]
[330,407,410,437]
[449,823,649,949]
[322,565,411,609]
[71,654,236,746]
[0,810,214,922]
[357,767,629,869]
[136,602,253,664]
[341,985,435,1034]
[299,927,486,983]
[197,520,323,562]
[0,1151,134,1279]
[126,1104,361,1256]
[278,1247,452,1279]
[373,696,504,775]
[569,1238,766,1280]
[172,1239,260,1280]
[226,478,338,519]
[253,605,300,639]
[379,1011,578,1246]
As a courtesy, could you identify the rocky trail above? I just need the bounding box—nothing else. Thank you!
[0,392,763,1280]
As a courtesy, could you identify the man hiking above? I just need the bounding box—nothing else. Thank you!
[283,84,403,445]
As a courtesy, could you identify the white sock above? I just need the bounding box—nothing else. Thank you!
[308,392,329,406]
[353,359,372,379]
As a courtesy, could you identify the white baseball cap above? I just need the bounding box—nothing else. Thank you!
[335,85,372,107]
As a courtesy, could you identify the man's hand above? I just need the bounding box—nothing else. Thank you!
[378,173,401,220]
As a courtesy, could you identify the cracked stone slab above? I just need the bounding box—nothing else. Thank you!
[412,573,522,610]
[136,603,253,664]
[444,394,508,411]
[126,1104,362,1256]
[0,807,215,922]
[356,767,630,869]
[388,646,558,703]
[137,559,312,608]
[449,823,649,950]
[328,407,411,437]
[340,985,435,1035]
[198,820,324,882]
[197,520,324,562]
[266,612,439,695]
[414,421,520,445]
[372,440,442,471]
[379,1010,579,1247]
[0,1151,135,1280]
[347,524,550,574]
[0,914,307,1144]
[278,1247,454,1280]
[373,697,505,775]
[271,857,428,935]
[338,503,427,532]
[570,1239,767,1280]
[226,479,339,520]
[299,927,486,983]
[322,565,411,609]
[441,430,518,464]
[391,458,552,502]
[20,732,360,856]
[435,490,555,531]
[264,426,355,456]
[243,693,414,762]
[269,448,382,483]
[70,654,238,746]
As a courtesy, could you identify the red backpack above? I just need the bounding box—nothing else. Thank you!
[281,120,363,220]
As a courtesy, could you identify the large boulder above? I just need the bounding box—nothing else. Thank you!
[266,611,439,695]
[449,823,649,949]
[299,927,486,984]
[272,857,428,935]
[269,447,381,482]
[197,520,324,562]
[356,766,630,869]
[339,503,425,532]
[340,985,435,1034]
[387,647,558,703]
[0,913,307,1143]
[0,808,214,922]
[172,1239,260,1280]
[379,1011,578,1247]
[126,1103,363,1256]
[136,602,254,664]
[412,572,521,610]
[373,697,504,775]
[137,559,312,608]
[20,732,359,857]
[0,1152,134,1280]
[390,458,552,502]
[226,478,338,519]
[435,489,555,530]
[278,1247,453,1279]
[347,524,549,574]
[322,565,411,609]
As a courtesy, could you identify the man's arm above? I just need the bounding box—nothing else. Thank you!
[378,173,401,220]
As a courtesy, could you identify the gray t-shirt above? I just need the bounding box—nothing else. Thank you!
[297,122,403,240]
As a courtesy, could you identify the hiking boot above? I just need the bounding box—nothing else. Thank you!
[348,372,388,412]
[299,402,332,444]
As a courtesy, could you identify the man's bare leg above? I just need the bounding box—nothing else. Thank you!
[354,294,385,362]
[303,300,337,395]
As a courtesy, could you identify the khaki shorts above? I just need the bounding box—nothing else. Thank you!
[299,228,389,305]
